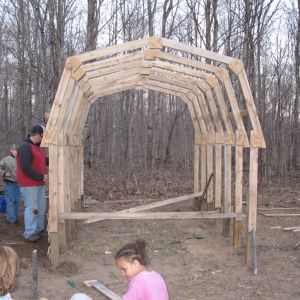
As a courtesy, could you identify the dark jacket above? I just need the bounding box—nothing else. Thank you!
[16,138,47,187]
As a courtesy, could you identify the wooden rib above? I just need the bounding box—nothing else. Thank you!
[178,95,201,137]
[139,83,184,98]
[149,65,214,132]
[197,81,223,132]
[92,75,140,96]
[149,61,228,135]
[141,76,190,94]
[155,52,249,145]
[185,92,208,135]
[67,91,86,134]
[237,68,266,148]
[87,59,143,79]
[76,37,149,63]
[61,84,80,131]
[47,68,72,129]
[207,75,234,133]
[54,77,77,129]
[219,70,249,141]
[78,100,91,134]
[146,71,210,133]
[151,59,208,79]
[81,51,144,72]
[94,82,138,99]
[161,37,234,64]
[89,68,141,86]
[156,51,222,74]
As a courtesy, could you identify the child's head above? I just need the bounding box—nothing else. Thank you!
[0,246,20,296]
[115,239,148,280]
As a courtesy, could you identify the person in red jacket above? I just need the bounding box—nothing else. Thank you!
[17,125,48,242]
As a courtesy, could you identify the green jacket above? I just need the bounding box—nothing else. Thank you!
[0,155,17,183]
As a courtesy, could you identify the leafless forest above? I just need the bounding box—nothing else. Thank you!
[0,0,299,181]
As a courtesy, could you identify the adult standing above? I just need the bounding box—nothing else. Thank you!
[0,144,20,225]
[17,125,48,242]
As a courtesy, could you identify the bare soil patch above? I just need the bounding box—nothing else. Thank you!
[0,170,299,300]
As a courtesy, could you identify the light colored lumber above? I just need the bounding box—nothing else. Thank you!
[48,144,58,233]
[258,207,299,211]
[221,75,248,140]
[206,144,213,210]
[85,192,203,224]
[200,83,223,132]
[234,144,243,248]
[76,37,149,62]
[200,145,207,191]
[186,92,208,135]
[48,233,59,265]
[194,144,200,193]
[90,68,141,87]
[214,144,222,209]
[57,146,67,249]
[32,250,38,299]
[260,213,300,217]
[93,82,138,99]
[230,63,266,148]
[247,146,258,269]
[81,51,144,72]
[185,99,201,136]
[206,75,234,133]
[283,226,300,231]
[61,211,246,220]
[83,280,121,300]
[161,37,234,64]
[222,143,232,237]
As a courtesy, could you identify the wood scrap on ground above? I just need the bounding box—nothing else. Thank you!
[258,207,300,211]
[83,280,121,300]
[259,213,300,217]
[283,226,300,231]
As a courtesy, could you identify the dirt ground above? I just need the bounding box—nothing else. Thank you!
[0,170,299,300]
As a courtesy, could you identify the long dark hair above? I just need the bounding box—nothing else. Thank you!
[115,239,149,266]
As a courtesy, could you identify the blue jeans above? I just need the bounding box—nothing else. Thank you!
[4,181,20,223]
[20,186,46,239]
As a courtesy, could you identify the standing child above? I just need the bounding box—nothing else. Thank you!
[0,246,20,300]
[115,239,169,300]
[0,145,20,225]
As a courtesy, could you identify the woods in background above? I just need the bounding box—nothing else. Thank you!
[0,0,299,178]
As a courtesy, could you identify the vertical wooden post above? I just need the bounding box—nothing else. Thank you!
[207,143,213,210]
[200,144,207,192]
[247,146,258,271]
[194,143,200,193]
[234,145,243,248]
[57,144,67,249]
[65,146,72,245]
[222,141,232,236]
[215,143,222,209]
[48,143,59,265]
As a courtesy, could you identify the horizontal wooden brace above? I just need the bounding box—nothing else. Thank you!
[60,211,246,220]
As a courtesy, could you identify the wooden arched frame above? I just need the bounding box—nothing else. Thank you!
[42,37,265,271]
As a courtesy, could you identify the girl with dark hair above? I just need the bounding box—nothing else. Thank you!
[115,239,169,300]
